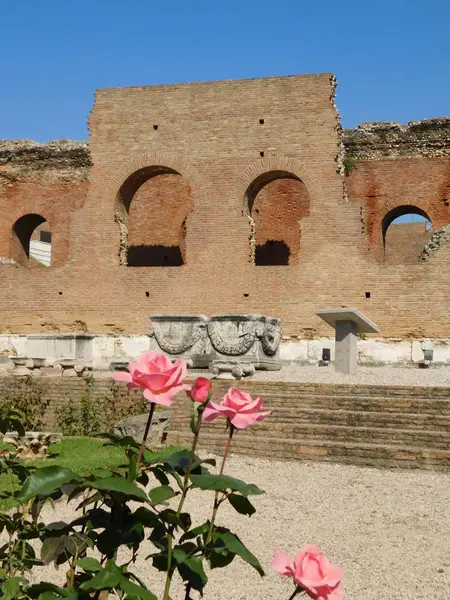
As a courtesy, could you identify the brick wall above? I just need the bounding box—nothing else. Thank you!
[126,173,193,266]
[346,157,450,258]
[0,76,449,338]
[252,177,311,264]
[384,222,432,265]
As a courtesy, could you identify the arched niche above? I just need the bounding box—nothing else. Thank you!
[244,170,311,265]
[116,166,194,267]
[11,214,52,267]
[382,205,432,265]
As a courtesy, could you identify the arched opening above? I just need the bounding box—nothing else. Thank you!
[382,205,432,265]
[245,170,311,266]
[117,166,194,267]
[11,214,52,267]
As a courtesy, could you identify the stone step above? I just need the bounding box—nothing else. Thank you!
[180,432,450,470]
[251,394,450,414]
[219,383,450,399]
[264,407,450,429]
[176,394,450,415]
[174,421,450,449]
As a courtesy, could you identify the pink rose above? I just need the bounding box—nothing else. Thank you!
[186,377,212,404]
[272,545,344,600]
[114,351,189,407]
[202,387,271,429]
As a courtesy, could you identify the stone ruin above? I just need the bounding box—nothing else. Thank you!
[149,314,282,378]
[2,314,282,379]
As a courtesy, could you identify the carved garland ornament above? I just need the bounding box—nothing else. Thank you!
[259,319,282,356]
[207,319,263,356]
[151,321,205,355]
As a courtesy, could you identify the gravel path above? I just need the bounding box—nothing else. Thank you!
[193,365,450,387]
[29,454,450,600]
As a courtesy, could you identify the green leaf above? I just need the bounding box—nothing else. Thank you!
[76,556,102,572]
[90,476,148,502]
[148,485,177,506]
[227,494,256,516]
[151,467,169,486]
[180,522,210,543]
[40,536,68,565]
[177,556,207,593]
[90,468,113,479]
[158,449,192,469]
[79,561,122,590]
[213,529,264,576]
[22,582,74,599]
[172,547,189,564]
[209,549,235,569]
[92,432,140,449]
[1,577,28,600]
[128,454,137,483]
[158,509,191,532]
[18,467,82,502]
[131,507,159,527]
[45,521,69,532]
[190,474,264,497]
[119,577,157,600]
[37,592,78,600]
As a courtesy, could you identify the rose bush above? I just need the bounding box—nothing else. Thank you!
[0,350,344,600]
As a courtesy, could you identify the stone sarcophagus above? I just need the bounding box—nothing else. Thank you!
[149,314,282,377]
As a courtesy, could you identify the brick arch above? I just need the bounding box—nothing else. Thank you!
[367,196,445,249]
[106,151,206,206]
[10,213,50,267]
[234,156,322,204]
[235,156,322,265]
[108,152,205,266]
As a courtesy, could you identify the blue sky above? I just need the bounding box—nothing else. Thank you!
[1,0,449,142]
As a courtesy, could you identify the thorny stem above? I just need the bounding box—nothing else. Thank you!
[206,423,235,544]
[137,402,156,465]
[20,500,33,574]
[8,532,13,578]
[162,403,206,600]
[287,587,302,600]
[66,546,79,588]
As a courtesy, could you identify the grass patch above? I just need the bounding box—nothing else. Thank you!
[0,436,184,510]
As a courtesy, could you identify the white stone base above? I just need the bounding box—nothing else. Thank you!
[0,334,449,369]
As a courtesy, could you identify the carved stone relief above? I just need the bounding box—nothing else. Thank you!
[149,314,282,377]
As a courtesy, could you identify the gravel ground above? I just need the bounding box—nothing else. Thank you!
[193,365,450,387]
[27,454,450,600]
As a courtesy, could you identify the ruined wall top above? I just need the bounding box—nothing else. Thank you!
[3,117,450,168]
[0,140,91,170]
[343,118,450,160]
[0,140,91,186]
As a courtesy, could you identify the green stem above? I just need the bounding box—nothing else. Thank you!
[66,546,79,588]
[184,582,192,600]
[137,402,155,465]
[287,587,303,600]
[205,423,235,544]
[20,499,32,575]
[8,532,13,578]
[162,404,205,600]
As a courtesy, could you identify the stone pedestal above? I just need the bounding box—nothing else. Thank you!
[316,308,380,375]
[26,334,94,367]
[335,320,358,374]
